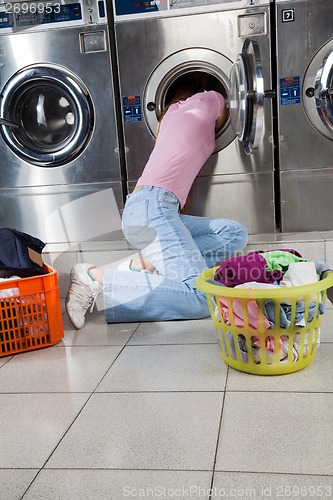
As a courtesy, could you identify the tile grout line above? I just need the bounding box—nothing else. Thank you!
[208,366,230,497]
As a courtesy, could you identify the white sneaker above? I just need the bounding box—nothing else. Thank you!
[66,263,103,329]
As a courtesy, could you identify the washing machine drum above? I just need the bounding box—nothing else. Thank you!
[0,64,94,167]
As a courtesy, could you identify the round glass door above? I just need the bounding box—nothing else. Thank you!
[229,39,265,155]
[0,64,94,166]
[303,41,333,141]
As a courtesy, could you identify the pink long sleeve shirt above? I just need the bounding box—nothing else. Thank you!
[137,90,225,208]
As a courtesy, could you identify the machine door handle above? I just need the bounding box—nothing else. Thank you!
[264,90,276,99]
[0,118,19,129]
[246,89,276,99]
[321,87,333,97]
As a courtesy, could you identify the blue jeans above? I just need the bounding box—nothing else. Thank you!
[104,186,248,323]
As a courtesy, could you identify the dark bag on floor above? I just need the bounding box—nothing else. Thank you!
[0,227,46,277]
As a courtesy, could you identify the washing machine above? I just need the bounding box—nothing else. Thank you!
[276,0,333,232]
[112,0,276,234]
[0,0,124,245]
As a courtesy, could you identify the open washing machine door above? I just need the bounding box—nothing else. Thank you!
[229,39,274,155]
[315,51,333,133]
[0,64,94,167]
[303,41,333,141]
[307,49,333,139]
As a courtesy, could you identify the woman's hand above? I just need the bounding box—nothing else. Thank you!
[215,104,229,130]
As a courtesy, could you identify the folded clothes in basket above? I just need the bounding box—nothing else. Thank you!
[0,227,46,277]
[0,276,21,298]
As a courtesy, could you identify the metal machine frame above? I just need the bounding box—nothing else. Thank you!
[0,0,124,244]
[276,0,333,232]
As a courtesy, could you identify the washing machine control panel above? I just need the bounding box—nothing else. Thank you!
[0,0,107,30]
[113,0,268,19]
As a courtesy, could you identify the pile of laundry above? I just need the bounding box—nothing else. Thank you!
[0,285,49,351]
[212,249,332,364]
[0,227,48,345]
[0,275,21,297]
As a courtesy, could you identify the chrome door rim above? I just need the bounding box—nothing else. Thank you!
[315,50,333,134]
[0,63,94,166]
[229,39,265,155]
[303,40,333,141]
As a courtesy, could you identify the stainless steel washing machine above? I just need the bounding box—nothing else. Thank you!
[276,0,333,232]
[0,0,124,244]
[112,0,276,234]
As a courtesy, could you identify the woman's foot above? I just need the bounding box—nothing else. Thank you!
[132,257,157,273]
[118,258,157,274]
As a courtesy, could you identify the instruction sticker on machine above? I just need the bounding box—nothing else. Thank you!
[122,95,142,122]
[280,77,301,105]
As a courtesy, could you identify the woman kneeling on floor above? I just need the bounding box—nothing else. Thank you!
[66,78,248,329]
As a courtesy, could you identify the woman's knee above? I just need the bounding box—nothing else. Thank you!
[215,219,248,255]
[235,222,248,251]
[188,291,210,319]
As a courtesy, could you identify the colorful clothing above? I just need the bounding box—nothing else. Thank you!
[261,251,307,275]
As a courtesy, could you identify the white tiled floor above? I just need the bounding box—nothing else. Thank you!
[1,233,333,500]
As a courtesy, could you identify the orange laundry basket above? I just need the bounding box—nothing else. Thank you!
[0,264,64,357]
[196,267,333,375]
